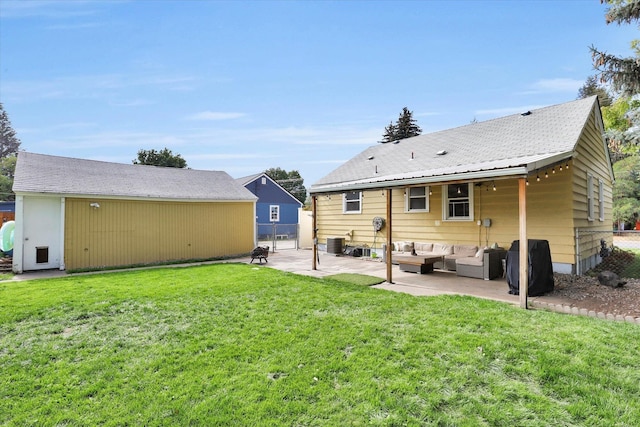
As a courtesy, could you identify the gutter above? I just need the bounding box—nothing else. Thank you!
[310,152,574,194]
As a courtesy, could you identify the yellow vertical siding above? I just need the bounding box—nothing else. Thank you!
[64,198,255,270]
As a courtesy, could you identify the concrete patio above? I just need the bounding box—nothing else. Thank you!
[243,248,567,308]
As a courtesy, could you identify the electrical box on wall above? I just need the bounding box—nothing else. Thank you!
[483,218,492,227]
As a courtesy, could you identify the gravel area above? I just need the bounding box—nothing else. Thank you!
[549,273,640,318]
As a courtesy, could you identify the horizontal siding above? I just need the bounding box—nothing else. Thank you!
[315,104,613,271]
[571,110,614,261]
[65,198,255,270]
[316,175,577,264]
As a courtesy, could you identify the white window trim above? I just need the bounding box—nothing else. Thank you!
[343,191,362,214]
[442,183,474,221]
[405,186,430,212]
[598,179,605,222]
[269,205,280,222]
[587,173,594,222]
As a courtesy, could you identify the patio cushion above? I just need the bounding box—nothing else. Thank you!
[414,242,433,252]
[394,241,414,253]
[432,243,454,255]
[454,245,478,257]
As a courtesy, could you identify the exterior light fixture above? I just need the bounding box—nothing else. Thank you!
[552,167,555,174]
[457,186,461,194]
[492,183,497,191]
[545,171,549,178]
[536,174,540,182]
[559,164,563,171]
[526,178,530,186]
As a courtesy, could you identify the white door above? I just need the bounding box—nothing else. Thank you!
[23,197,61,271]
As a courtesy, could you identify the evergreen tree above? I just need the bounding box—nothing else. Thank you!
[265,167,307,204]
[133,147,187,168]
[379,107,422,143]
[380,121,398,143]
[0,103,21,159]
[577,75,613,106]
[0,103,21,201]
[590,0,640,96]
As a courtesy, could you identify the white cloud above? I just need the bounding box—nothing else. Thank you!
[187,112,246,121]
[188,153,271,160]
[45,22,104,30]
[2,73,195,102]
[518,78,584,95]
[36,131,187,150]
[0,0,106,19]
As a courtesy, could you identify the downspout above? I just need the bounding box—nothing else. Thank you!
[59,197,65,271]
[386,188,393,284]
[575,228,580,276]
[312,195,317,270]
[12,195,23,274]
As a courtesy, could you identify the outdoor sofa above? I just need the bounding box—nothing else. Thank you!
[386,241,505,280]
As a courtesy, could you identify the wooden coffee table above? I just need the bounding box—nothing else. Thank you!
[394,255,443,274]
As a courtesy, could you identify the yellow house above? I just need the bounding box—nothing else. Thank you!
[309,96,613,279]
[12,152,257,272]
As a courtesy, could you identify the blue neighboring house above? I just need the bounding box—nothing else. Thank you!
[236,173,303,239]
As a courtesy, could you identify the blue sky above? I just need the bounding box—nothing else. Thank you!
[0,0,637,187]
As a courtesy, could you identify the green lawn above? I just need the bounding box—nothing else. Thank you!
[1,264,639,426]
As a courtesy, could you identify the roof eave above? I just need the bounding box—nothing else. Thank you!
[14,191,258,203]
[310,166,529,194]
[310,151,576,194]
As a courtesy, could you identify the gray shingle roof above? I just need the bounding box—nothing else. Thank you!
[235,173,263,186]
[311,96,602,193]
[13,152,258,201]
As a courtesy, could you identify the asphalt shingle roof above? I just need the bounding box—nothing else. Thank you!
[311,96,601,192]
[13,152,258,201]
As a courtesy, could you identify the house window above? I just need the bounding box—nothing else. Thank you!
[343,191,362,213]
[261,177,267,185]
[406,186,429,212]
[443,183,473,221]
[599,179,605,222]
[587,173,594,221]
[270,205,280,222]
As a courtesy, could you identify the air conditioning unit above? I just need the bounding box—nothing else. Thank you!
[326,237,345,254]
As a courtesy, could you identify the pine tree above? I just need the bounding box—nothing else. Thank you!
[591,0,640,96]
[0,103,21,159]
[380,121,398,143]
[379,107,422,143]
[0,103,21,201]
[577,75,613,106]
[395,107,422,140]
